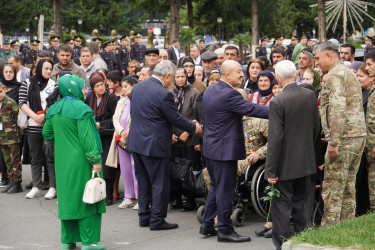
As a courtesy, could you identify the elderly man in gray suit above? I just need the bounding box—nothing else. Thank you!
[265,60,320,250]
[8,55,30,83]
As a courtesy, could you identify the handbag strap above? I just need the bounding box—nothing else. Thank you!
[91,170,100,179]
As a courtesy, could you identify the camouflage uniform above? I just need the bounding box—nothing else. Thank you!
[0,96,22,182]
[365,82,375,210]
[203,116,268,189]
[320,61,366,226]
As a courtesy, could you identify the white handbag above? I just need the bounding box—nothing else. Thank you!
[82,171,106,204]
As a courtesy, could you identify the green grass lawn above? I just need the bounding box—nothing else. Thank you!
[289,213,375,250]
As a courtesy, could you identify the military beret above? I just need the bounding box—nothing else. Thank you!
[30,39,40,45]
[50,35,60,41]
[10,40,20,47]
[260,36,268,42]
[66,38,74,44]
[201,51,218,61]
[120,35,129,41]
[145,48,159,56]
[92,37,103,43]
[74,35,83,41]
[134,33,142,38]
[3,38,10,44]
[365,36,374,42]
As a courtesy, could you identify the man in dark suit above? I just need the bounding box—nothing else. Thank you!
[265,60,320,250]
[167,39,180,65]
[127,60,202,231]
[199,60,269,242]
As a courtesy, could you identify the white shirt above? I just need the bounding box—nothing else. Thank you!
[221,79,234,89]
[193,55,201,65]
[173,46,180,60]
[16,70,22,82]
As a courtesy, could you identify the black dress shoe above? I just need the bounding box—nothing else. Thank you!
[1,180,13,193]
[217,231,251,243]
[7,181,23,194]
[181,205,197,212]
[264,228,272,238]
[0,179,9,188]
[105,199,114,206]
[25,181,33,189]
[199,224,217,236]
[255,226,271,236]
[170,200,183,210]
[140,221,150,227]
[150,221,178,231]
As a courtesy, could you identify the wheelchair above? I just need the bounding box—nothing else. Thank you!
[196,160,270,227]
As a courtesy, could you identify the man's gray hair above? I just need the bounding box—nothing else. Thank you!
[153,60,177,77]
[275,60,297,80]
[299,50,313,61]
[190,44,200,51]
[313,41,339,55]
[215,48,225,55]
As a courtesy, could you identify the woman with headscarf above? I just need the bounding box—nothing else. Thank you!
[1,64,22,103]
[19,59,57,199]
[170,67,200,211]
[177,56,206,93]
[42,75,106,250]
[249,71,275,106]
[85,72,118,206]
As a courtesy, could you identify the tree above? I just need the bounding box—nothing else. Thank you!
[170,0,180,41]
[54,0,63,43]
[251,0,259,59]
[318,0,326,41]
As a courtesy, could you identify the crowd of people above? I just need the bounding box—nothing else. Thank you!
[0,33,375,250]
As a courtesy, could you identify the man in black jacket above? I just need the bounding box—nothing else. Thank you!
[265,60,320,250]
[167,39,180,65]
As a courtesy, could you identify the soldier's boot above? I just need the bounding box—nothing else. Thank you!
[1,180,13,193]
[7,181,23,194]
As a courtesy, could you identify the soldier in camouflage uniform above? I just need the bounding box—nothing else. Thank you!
[365,51,375,210]
[314,42,366,226]
[0,83,22,193]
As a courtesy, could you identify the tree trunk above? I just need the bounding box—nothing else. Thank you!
[225,25,230,42]
[343,0,347,43]
[318,0,326,41]
[251,0,259,59]
[170,0,180,43]
[187,0,194,29]
[54,0,63,43]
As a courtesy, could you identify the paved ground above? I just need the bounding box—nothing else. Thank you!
[0,165,275,250]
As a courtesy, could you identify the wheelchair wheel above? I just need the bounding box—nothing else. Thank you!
[251,164,269,219]
[197,205,205,223]
[231,208,245,227]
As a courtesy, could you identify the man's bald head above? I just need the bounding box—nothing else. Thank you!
[221,60,244,88]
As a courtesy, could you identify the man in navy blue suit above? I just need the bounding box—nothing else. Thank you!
[127,60,202,231]
[199,60,269,242]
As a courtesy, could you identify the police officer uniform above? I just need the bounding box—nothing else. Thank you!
[100,40,117,71]
[256,36,268,58]
[10,40,20,55]
[72,36,83,59]
[364,36,375,59]
[130,33,146,64]
[48,35,60,64]
[115,35,131,74]
[286,36,297,61]
[25,40,41,66]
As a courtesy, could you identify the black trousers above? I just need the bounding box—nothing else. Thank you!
[202,158,237,235]
[272,175,311,250]
[132,152,170,227]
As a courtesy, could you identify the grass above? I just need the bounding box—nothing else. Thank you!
[289,213,375,250]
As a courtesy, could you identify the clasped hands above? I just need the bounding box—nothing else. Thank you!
[171,120,202,144]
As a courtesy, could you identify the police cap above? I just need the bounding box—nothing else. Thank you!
[92,37,103,43]
[102,40,112,47]
[201,51,218,61]
[365,36,374,42]
[134,33,142,38]
[31,40,40,45]
[275,35,284,41]
[74,35,83,41]
[260,36,268,42]
[120,35,129,41]
[10,40,20,47]
[66,38,74,44]
[50,36,60,41]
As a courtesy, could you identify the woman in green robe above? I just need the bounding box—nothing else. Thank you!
[42,75,106,250]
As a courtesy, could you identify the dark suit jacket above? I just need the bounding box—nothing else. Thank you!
[265,83,320,181]
[127,76,196,158]
[167,46,179,65]
[202,80,269,161]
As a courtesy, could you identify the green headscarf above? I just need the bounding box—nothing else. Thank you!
[46,75,102,153]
